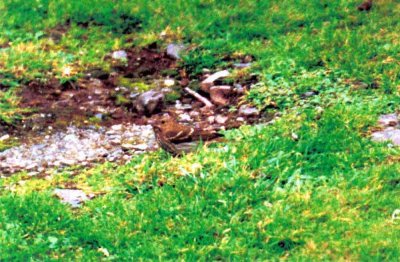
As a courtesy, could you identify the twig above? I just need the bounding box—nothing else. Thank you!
[184,87,214,108]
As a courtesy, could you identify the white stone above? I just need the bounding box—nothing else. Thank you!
[112,50,127,60]
[164,79,175,87]
[0,134,10,141]
[215,115,228,124]
[201,70,230,92]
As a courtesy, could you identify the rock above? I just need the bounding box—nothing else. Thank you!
[215,115,228,124]
[131,144,148,151]
[233,62,252,69]
[378,114,398,127]
[54,189,93,208]
[86,68,110,79]
[166,43,185,59]
[0,134,10,141]
[371,128,400,146]
[164,79,175,87]
[135,90,165,116]
[112,50,128,60]
[60,159,77,166]
[178,113,192,122]
[94,113,104,120]
[207,116,215,124]
[209,86,232,106]
[121,143,135,150]
[201,70,230,93]
[111,124,123,131]
[189,111,200,120]
[234,84,245,94]
[175,101,192,110]
[239,105,260,117]
[302,91,318,98]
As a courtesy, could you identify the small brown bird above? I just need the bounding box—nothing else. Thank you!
[357,0,373,11]
[152,125,198,156]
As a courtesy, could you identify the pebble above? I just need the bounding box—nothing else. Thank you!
[378,114,399,127]
[112,50,128,60]
[215,115,228,124]
[239,105,260,117]
[164,79,175,87]
[135,90,165,115]
[166,43,186,59]
[233,63,252,69]
[179,113,192,122]
[371,128,400,146]
[0,134,10,141]
[54,189,93,208]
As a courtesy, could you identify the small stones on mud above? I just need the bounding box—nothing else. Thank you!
[239,105,260,117]
[54,189,94,208]
[0,124,157,175]
[166,43,186,60]
[135,90,165,115]
[201,70,230,93]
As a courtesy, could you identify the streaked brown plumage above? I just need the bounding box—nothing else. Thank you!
[152,125,197,156]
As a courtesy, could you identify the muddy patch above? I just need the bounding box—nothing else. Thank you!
[1,46,273,175]
[17,47,178,134]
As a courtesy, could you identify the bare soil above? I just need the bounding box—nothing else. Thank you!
[6,46,273,144]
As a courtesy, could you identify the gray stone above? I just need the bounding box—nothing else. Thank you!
[234,84,245,95]
[303,91,317,98]
[112,50,127,60]
[131,144,148,151]
[54,189,93,208]
[378,114,399,127]
[215,115,228,124]
[239,105,260,117]
[94,113,104,120]
[178,113,192,122]
[371,128,400,146]
[233,62,252,69]
[0,134,10,141]
[135,90,164,115]
[166,43,185,59]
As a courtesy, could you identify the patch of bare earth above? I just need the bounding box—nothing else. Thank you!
[0,45,274,175]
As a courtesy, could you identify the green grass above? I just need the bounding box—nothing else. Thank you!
[0,0,400,260]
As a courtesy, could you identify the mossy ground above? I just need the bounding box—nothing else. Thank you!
[0,0,399,260]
